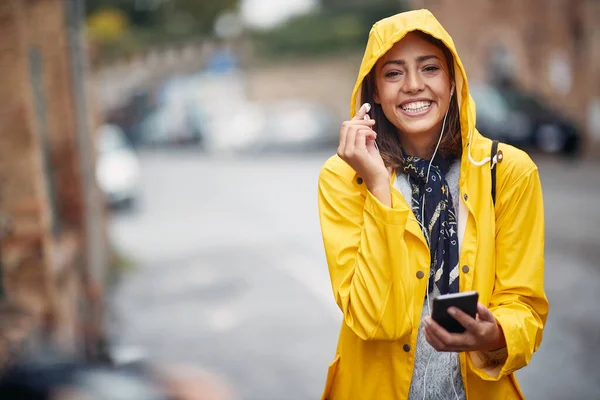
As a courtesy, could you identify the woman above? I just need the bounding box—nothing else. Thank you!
[317,9,548,400]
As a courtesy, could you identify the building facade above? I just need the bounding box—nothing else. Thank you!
[412,0,600,152]
[0,0,107,359]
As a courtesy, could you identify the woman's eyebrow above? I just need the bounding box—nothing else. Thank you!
[416,54,440,63]
[382,54,440,67]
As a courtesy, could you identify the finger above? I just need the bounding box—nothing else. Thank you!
[352,102,371,121]
[354,129,368,154]
[356,129,378,156]
[338,122,349,157]
[423,324,446,351]
[448,307,478,333]
[424,318,461,350]
[343,125,359,156]
[339,120,374,151]
[476,303,496,323]
[355,127,376,148]
[346,119,376,127]
[366,138,378,154]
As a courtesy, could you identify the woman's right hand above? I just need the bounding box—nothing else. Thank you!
[338,103,390,194]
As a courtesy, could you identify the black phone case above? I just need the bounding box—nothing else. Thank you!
[432,292,479,333]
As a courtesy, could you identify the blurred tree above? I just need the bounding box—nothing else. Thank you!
[87,8,129,43]
[85,0,238,62]
[86,0,237,33]
[169,0,238,35]
[87,0,167,27]
[251,0,410,58]
[321,0,402,12]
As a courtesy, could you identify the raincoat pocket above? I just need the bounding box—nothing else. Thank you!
[320,354,341,400]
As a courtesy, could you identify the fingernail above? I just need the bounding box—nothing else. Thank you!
[362,103,371,113]
[448,308,456,316]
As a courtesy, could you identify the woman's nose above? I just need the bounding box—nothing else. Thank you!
[403,71,425,93]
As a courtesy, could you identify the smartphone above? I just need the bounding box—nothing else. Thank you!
[431,291,479,333]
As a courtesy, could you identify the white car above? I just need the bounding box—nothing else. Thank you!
[96,124,141,208]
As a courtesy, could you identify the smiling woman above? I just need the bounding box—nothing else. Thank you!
[317,9,548,400]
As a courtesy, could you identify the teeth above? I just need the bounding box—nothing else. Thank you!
[402,101,432,112]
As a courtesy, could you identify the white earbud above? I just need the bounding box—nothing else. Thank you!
[450,84,455,97]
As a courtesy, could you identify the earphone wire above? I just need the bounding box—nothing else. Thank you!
[421,99,450,288]
[421,350,434,400]
[450,352,460,400]
[422,90,460,400]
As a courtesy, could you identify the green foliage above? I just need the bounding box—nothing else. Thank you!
[252,13,363,56]
[86,0,166,26]
[86,0,237,62]
[251,1,410,58]
[86,0,410,62]
[169,0,238,35]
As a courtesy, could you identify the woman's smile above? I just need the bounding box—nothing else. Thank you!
[398,99,435,117]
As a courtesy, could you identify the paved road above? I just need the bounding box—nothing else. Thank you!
[108,148,600,400]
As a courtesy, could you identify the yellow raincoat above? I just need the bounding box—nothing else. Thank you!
[318,9,548,400]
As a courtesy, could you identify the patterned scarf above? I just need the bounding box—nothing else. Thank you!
[403,155,460,296]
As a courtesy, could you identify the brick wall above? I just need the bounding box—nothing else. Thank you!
[0,0,106,359]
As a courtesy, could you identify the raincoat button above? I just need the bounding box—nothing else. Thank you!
[462,265,470,273]
[416,271,425,279]
[403,344,411,352]
[357,177,363,184]
[463,194,468,201]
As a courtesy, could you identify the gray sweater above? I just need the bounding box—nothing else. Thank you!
[394,160,466,400]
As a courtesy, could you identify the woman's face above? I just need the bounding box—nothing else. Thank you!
[374,32,453,143]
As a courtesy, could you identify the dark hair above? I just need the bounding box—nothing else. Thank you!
[360,30,462,170]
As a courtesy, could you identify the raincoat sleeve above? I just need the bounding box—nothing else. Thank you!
[469,164,549,380]
[317,157,415,341]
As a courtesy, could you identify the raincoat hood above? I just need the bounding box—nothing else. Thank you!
[350,9,477,154]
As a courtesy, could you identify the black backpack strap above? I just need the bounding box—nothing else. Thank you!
[491,140,499,205]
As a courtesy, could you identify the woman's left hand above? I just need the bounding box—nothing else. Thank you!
[422,303,506,352]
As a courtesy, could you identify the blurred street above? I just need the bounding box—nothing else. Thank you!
[108,149,600,400]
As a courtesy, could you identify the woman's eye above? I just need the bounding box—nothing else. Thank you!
[385,71,402,78]
[423,66,440,72]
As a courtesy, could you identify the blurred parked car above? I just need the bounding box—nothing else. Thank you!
[499,88,580,156]
[130,77,206,148]
[133,103,205,148]
[470,83,530,145]
[199,99,338,154]
[96,124,141,208]
[247,100,338,153]
[471,83,580,156]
